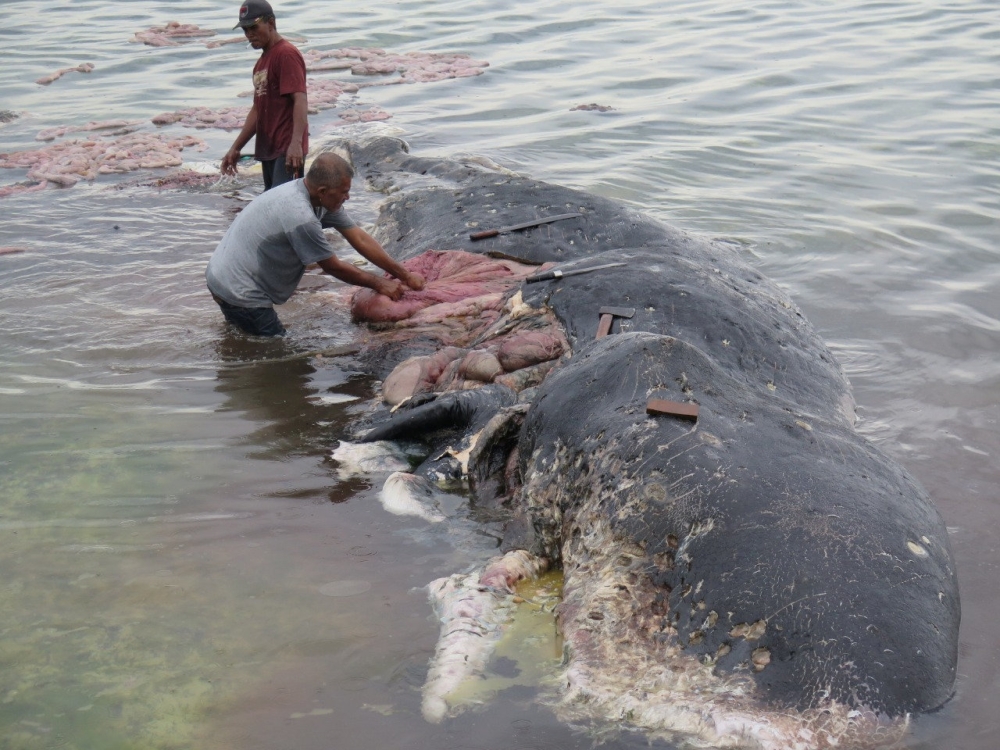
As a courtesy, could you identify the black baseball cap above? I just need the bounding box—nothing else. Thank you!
[234,0,275,29]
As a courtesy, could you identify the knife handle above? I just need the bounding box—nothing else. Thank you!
[525,270,562,283]
[469,229,499,240]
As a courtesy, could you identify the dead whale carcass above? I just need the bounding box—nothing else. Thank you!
[330,136,959,748]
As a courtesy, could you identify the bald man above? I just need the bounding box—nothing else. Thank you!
[206,152,425,336]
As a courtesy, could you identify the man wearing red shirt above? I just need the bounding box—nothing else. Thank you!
[221,1,308,189]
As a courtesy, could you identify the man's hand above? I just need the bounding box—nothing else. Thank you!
[339,227,430,293]
[223,106,256,177]
[220,148,241,176]
[285,141,304,178]
[374,277,406,301]
[317,255,407,300]
[402,270,426,291]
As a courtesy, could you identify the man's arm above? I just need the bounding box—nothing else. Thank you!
[316,255,406,300]
[221,104,258,176]
[284,92,308,178]
[339,226,426,291]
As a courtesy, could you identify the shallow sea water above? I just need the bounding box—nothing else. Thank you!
[1,1,998,749]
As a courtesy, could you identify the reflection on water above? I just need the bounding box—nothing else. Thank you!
[2,0,1000,748]
[212,334,369,465]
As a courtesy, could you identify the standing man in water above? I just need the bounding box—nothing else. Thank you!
[206,153,425,336]
[220,0,308,189]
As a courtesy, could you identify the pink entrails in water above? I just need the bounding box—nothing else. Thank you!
[131,22,216,47]
[127,169,232,191]
[36,120,143,142]
[303,48,488,82]
[151,106,251,131]
[35,63,95,86]
[204,36,247,49]
[0,132,207,195]
[161,81,358,128]
[337,107,392,124]
[303,79,357,111]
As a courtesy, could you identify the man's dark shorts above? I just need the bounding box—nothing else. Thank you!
[261,157,300,191]
[211,294,286,336]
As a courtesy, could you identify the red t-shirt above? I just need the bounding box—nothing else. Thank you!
[251,39,308,161]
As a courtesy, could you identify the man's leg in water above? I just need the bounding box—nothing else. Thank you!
[212,295,287,336]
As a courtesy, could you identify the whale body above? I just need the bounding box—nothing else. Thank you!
[331,136,959,747]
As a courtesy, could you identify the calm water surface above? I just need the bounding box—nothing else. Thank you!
[1,1,998,748]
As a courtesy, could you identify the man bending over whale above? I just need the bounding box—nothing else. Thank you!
[206,152,425,336]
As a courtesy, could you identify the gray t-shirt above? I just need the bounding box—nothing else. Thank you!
[206,178,357,307]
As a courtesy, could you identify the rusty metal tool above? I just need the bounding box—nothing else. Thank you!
[485,250,545,265]
[525,261,625,283]
[596,305,635,338]
[469,212,581,240]
[646,397,699,422]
